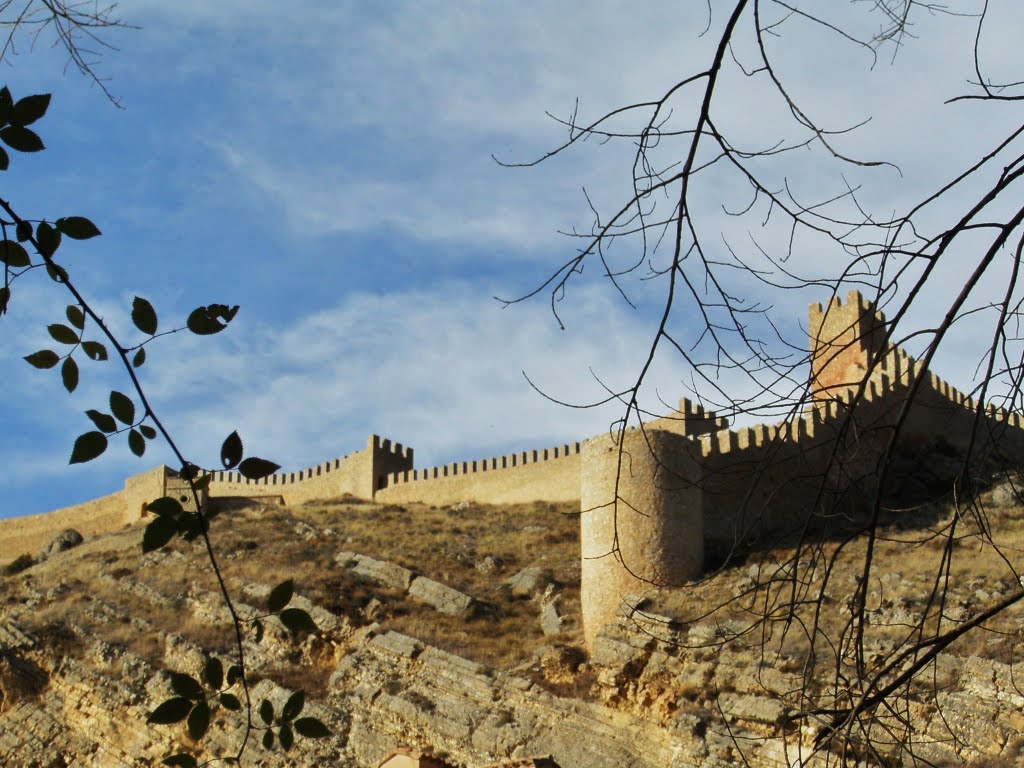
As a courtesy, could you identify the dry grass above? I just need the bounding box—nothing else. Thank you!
[14,481,1020,716]
[2,496,584,692]
[645,480,1024,704]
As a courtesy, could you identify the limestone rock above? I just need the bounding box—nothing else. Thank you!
[991,480,1023,507]
[718,693,784,725]
[539,599,563,637]
[347,553,415,592]
[408,576,474,617]
[37,529,83,563]
[506,567,550,599]
[475,555,503,574]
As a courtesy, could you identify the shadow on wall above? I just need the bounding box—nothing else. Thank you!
[576,290,1024,646]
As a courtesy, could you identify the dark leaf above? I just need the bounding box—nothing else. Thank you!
[0,124,43,152]
[0,286,9,313]
[187,701,211,742]
[0,240,30,267]
[239,457,280,481]
[85,409,117,433]
[220,430,243,470]
[110,390,135,425]
[219,692,242,711]
[179,512,206,542]
[0,87,12,123]
[11,93,50,127]
[204,657,223,691]
[142,515,179,553]
[69,431,107,464]
[133,347,146,368]
[162,755,198,768]
[61,356,79,393]
[254,619,264,644]
[204,302,239,323]
[146,496,184,518]
[140,424,157,439]
[36,221,60,257]
[48,323,78,345]
[259,699,274,725]
[146,697,191,725]
[65,304,85,329]
[226,665,242,686]
[129,428,146,457]
[56,216,101,240]
[279,608,317,634]
[24,349,59,369]
[46,263,67,282]
[179,462,200,480]
[293,717,331,738]
[81,341,108,361]
[170,672,204,701]
[268,579,294,613]
[262,729,274,750]
[279,724,294,752]
[187,305,229,335]
[15,220,31,241]
[0,145,8,171]
[281,690,304,722]
[131,296,158,335]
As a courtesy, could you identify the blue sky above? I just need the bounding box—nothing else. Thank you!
[1,2,1021,518]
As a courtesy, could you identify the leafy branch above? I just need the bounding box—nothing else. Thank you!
[1,85,322,763]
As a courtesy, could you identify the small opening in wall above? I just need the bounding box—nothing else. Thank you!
[377,475,385,491]
[180,495,189,503]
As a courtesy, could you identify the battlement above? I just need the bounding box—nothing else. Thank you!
[370,434,414,463]
[809,289,887,401]
[646,398,730,437]
[5,290,1024,655]
[383,442,581,487]
[203,448,360,487]
[375,440,583,506]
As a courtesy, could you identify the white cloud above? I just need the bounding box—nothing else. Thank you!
[4,2,1023,521]
[132,281,688,471]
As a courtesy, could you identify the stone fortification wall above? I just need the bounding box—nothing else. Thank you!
[202,435,413,506]
[580,430,704,648]
[689,343,1024,563]
[375,442,582,506]
[809,290,887,401]
[644,398,729,437]
[0,466,168,562]
[578,293,1024,641]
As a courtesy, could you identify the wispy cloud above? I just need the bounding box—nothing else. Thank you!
[134,281,683,471]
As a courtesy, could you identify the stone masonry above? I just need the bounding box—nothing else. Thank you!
[5,291,1024,651]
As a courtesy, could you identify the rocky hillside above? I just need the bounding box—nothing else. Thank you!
[1,488,1024,766]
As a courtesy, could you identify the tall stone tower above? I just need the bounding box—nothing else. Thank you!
[579,429,704,649]
[808,290,886,401]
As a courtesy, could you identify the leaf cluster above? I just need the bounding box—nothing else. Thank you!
[0,87,49,167]
[2,84,303,765]
[68,390,158,463]
[149,581,328,764]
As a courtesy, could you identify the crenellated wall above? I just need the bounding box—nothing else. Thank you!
[200,434,413,505]
[5,289,1024,653]
[577,290,1024,640]
[0,466,168,562]
[375,442,581,506]
[809,290,886,401]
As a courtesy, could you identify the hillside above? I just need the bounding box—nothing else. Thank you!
[1,487,1024,766]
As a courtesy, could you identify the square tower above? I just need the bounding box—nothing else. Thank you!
[808,290,886,400]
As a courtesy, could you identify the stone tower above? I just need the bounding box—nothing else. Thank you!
[579,429,705,649]
[808,290,886,401]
